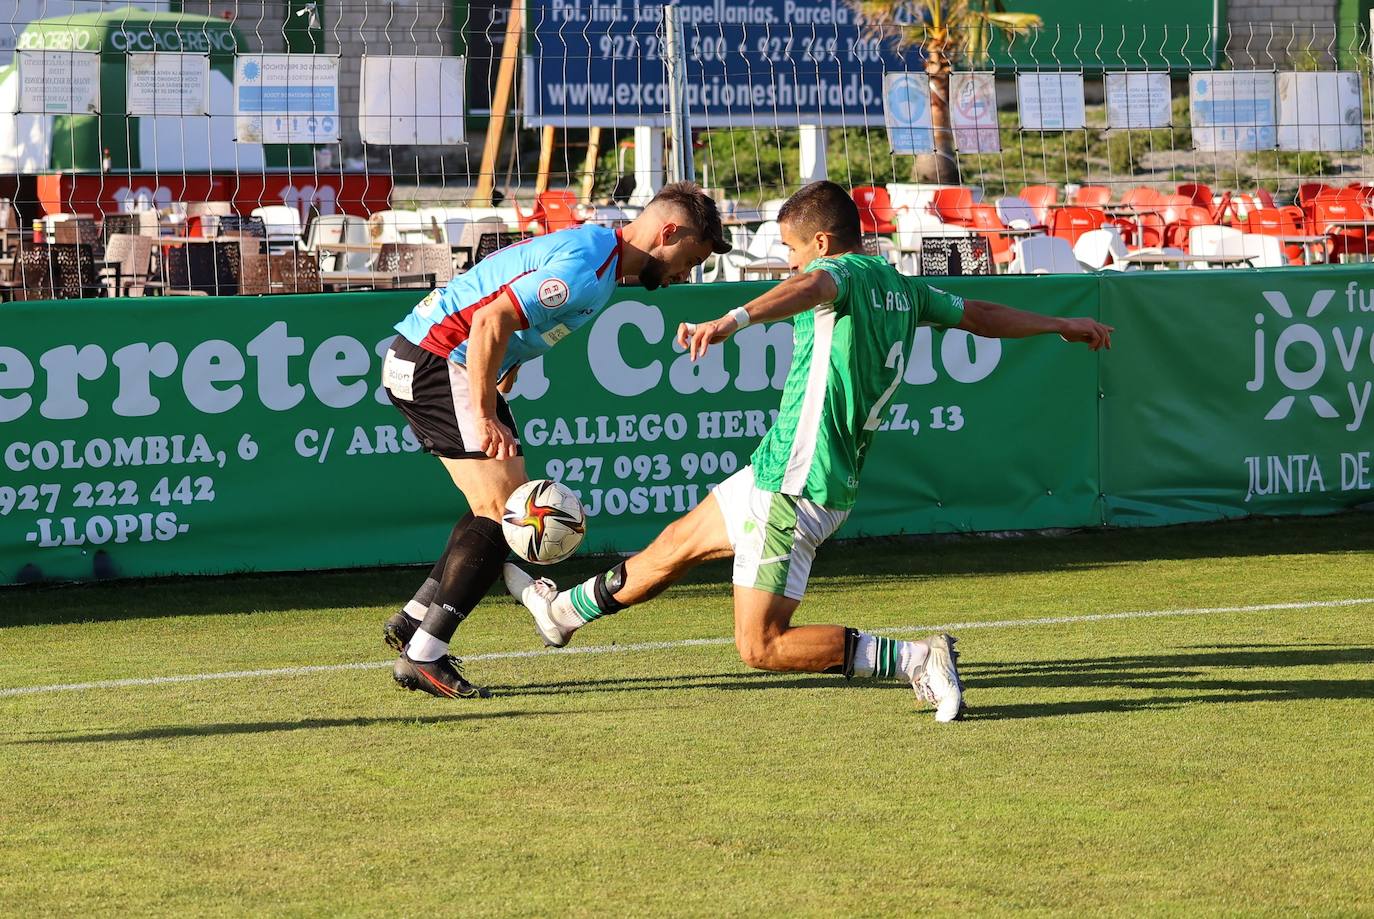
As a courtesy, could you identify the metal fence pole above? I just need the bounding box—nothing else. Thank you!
[663,3,695,186]
[661,3,704,282]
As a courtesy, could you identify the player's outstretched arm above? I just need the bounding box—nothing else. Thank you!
[957,299,1114,351]
[677,270,839,360]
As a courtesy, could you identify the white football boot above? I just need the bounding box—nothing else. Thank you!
[910,634,965,723]
[502,563,576,648]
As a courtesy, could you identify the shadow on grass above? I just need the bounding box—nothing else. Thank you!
[960,645,1374,720]
[488,670,841,698]
[9,646,1372,739]
[11,708,571,745]
[5,511,1373,629]
[495,645,1374,721]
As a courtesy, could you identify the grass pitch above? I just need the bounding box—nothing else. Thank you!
[3,514,1374,916]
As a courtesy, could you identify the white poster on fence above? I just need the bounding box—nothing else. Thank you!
[1277,71,1362,152]
[1189,71,1277,151]
[234,54,339,144]
[950,72,1000,152]
[882,72,934,154]
[359,56,466,146]
[1105,72,1172,129]
[127,53,210,116]
[16,50,100,114]
[1017,72,1085,131]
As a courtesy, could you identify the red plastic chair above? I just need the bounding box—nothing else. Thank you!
[1020,185,1058,225]
[1255,188,1278,209]
[536,190,584,232]
[967,204,1015,266]
[1297,183,1335,209]
[513,190,585,234]
[1121,212,1165,249]
[1177,183,1215,211]
[1073,186,1111,207]
[1122,186,1162,209]
[1311,199,1372,261]
[1337,185,1374,205]
[1246,208,1316,265]
[930,187,976,226]
[1166,206,1214,251]
[1049,206,1104,247]
[852,186,898,234]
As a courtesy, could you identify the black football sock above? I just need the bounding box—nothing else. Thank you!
[403,512,473,621]
[408,517,508,661]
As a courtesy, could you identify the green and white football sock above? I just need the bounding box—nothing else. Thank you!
[558,562,630,631]
[851,632,929,679]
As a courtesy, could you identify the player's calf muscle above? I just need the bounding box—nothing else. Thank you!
[616,497,730,604]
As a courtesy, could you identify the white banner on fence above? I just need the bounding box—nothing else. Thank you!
[1105,72,1172,129]
[1277,71,1363,152]
[360,56,466,146]
[1189,70,1277,151]
[882,73,934,154]
[950,72,1000,153]
[16,50,100,114]
[1017,73,1085,131]
[127,53,210,116]
[234,54,339,144]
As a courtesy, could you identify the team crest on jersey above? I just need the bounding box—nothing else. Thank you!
[538,278,570,308]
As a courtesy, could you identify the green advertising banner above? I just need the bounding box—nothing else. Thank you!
[844,273,1101,538]
[3,267,1372,586]
[1100,267,1374,524]
[0,277,1100,585]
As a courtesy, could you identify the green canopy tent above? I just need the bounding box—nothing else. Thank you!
[0,7,312,173]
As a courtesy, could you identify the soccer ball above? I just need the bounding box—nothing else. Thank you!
[501,479,587,565]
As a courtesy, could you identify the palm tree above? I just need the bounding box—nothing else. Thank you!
[848,1,1041,183]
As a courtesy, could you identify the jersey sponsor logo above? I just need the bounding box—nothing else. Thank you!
[381,350,416,402]
[538,278,570,309]
[542,323,573,346]
[417,289,443,320]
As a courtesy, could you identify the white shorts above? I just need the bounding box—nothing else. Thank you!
[712,466,850,601]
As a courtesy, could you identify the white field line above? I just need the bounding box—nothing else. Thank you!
[3,597,1372,700]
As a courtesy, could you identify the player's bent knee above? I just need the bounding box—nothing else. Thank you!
[735,634,780,671]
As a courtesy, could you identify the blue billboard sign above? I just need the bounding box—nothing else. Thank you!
[524,0,921,128]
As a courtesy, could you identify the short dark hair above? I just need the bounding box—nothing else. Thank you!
[649,181,731,254]
[777,181,863,249]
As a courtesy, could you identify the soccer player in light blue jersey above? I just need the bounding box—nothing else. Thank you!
[507,181,1113,721]
[382,183,730,698]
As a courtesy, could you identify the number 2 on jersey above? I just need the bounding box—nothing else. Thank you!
[864,340,907,431]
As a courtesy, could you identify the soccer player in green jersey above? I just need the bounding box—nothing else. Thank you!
[504,180,1113,721]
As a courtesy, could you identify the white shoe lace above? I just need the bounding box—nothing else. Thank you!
[529,577,559,603]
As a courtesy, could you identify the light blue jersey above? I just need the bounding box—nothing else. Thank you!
[396,224,622,377]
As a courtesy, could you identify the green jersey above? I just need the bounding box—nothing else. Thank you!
[750,253,967,510]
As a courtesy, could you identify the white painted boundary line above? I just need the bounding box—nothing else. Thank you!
[3,597,1372,700]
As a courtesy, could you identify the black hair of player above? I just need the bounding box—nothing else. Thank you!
[777,180,863,250]
[649,181,731,254]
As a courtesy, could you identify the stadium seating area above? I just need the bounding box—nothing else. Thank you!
[1,180,1368,298]
[824,180,1365,276]
[0,192,630,298]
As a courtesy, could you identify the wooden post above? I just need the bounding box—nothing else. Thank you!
[535,125,557,195]
[580,127,602,202]
[473,0,524,206]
